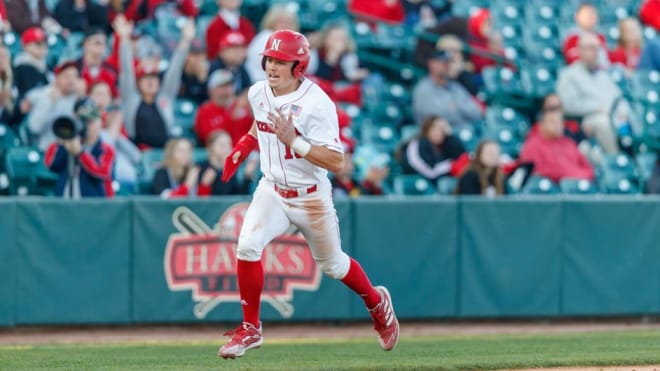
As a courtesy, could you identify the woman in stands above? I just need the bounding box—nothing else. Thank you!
[400,115,465,183]
[455,140,507,196]
[307,22,369,83]
[151,137,199,197]
[609,17,643,73]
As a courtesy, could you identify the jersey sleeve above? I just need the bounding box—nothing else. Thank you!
[247,82,262,115]
[303,101,344,153]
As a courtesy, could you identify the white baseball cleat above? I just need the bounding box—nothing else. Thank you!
[370,286,400,351]
[218,322,263,359]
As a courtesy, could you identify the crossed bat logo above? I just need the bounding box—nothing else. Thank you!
[164,203,322,319]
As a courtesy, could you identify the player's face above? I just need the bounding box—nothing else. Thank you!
[264,57,298,94]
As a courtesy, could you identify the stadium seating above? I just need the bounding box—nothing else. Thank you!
[520,175,560,194]
[437,176,457,195]
[173,98,198,141]
[597,153,641,194]
[559,178,599,194]
[5,147,57,196]
[393,174,436,195]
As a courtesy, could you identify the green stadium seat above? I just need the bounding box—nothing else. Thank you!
[521,63,557,99]
[173,98,198,140]
[523,40,562,66]
[636,151,657,187]
[360,123,400,153]
[3,32,23,57]
[452,0,489,18]
[455,125,481,153]
[400,125,419,144]
[0,124,20,194]
[631,70,660,105]
[482,124,523,157]
[597,153,640,194]
[437,176,457,195]
[393,174,436,195]
[46,33,67,69]
[137,148,165,193]
[5,147,57,196]
[193,148,208,164]
[559,178,599,194]
[481,66,525,102]
[525,2,558,26]
[521,175,560,194]
[485,106,531,137]
[640,105,660,150]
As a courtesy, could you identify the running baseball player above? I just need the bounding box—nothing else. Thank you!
[218,29,399,359]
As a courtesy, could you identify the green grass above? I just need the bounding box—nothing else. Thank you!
[1,330,660,370]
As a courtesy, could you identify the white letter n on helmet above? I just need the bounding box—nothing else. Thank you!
[271,39,282,51]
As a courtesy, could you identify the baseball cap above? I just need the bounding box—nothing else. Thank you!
[54,60,79,75]
[207,69,233,89]
[431,49,453,61]
[190,38,205,53]
[218,31,247,50]
[136,64,160,80]
[21,27,47,45]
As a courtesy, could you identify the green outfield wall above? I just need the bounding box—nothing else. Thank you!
[0,196,659,326]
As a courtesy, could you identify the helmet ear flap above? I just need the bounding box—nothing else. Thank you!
[291,61,301,79]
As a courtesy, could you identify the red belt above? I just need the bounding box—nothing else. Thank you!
[274,184,318,198]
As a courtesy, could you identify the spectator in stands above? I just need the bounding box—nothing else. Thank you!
[196,130,255,195]
[0,46,16,125]
[5,0,60,34]
[437,34,479,96]
[179,39,210,105]
[307,22,369,83]
[75,28,118,91]
[53,0,110,35]
[332,149,387,197]
[205,0,256,61]
[193,69,252,146]
[609,18,643,73]
[562,3,610,67]
[640,0,660,32]
[209,31,251,95]
[556,33,623,154]
[44,97,115,198]
[115,15,195,149]
[412,49,483,129]
[245,5,299,82]
[467,8,505,74]
[519,93,594,183]
[402,0,453,29]
[13,27,49,100]
[638,39,660,71]
[89,80,142,191]
[151,137,200,197]
[347,0,405,26]
[455,140,506,196]
[26,60,86,151]
[121,0,197,23]
[400,115,465,183]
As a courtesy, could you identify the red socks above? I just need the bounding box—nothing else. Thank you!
[341,258,381,309]
[237,259,264,327]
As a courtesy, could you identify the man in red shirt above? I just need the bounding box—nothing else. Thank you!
[193,68,252,146]
[520,94,594,183]
[205,0,256,60]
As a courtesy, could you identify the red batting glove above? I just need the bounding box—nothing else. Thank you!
[222,134,258,182]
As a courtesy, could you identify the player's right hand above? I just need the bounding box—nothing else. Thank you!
[222,134,258,182]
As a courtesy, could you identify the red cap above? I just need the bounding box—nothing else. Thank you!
[218,31,247,50]
[136,64,159,80]
[21,27,47,45]
[54,60,78,75]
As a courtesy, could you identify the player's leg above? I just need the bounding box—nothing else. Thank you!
[219,179,292,359]
[287,192,399,351]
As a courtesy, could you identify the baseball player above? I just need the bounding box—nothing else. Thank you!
[218,29,399,359]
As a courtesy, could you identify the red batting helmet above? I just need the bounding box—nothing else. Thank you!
[261,30,310,79]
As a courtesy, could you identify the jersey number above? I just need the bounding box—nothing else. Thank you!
[284,145,303,160]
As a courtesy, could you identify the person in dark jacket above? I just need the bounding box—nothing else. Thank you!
[44,98,115,198]
[400,115,465,183]
[53,0,110,34]
[455,139,507,196]
[13,27,49,100]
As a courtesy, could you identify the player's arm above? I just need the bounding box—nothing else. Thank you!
[269,109,344,173]
[221,120,258,182]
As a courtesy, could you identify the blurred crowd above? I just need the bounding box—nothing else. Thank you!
[0,0,659,199]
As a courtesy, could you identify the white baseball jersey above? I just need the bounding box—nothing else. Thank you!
[248,78,344,188]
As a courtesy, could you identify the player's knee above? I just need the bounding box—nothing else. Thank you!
[236,235,263,262]
[316,253,350,279]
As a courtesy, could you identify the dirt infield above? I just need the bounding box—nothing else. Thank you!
[1,320,660,345]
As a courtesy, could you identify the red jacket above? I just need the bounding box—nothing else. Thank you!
[347,0,404,24]
[123,0,197,22]
[205,16,255,60]
[193,99,253,146]
[519,129,594,183]
[641,0,660,31]
[609,46,641,70]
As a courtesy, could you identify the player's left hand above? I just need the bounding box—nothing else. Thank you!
[268,108,296,147]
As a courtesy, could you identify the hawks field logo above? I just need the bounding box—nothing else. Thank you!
[164,203,321,319]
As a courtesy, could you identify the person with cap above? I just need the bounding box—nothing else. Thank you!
[193,68,252,146]
[44,97,116,198]
[114,14,196,149]
[13,27,49,100]
[74,28,118,91]
[205,0,256,61]
[53,0,110,35]
[412,49,483,129]
[179,38,210,105]
[26,60,87,151]
[209,30,252,96]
